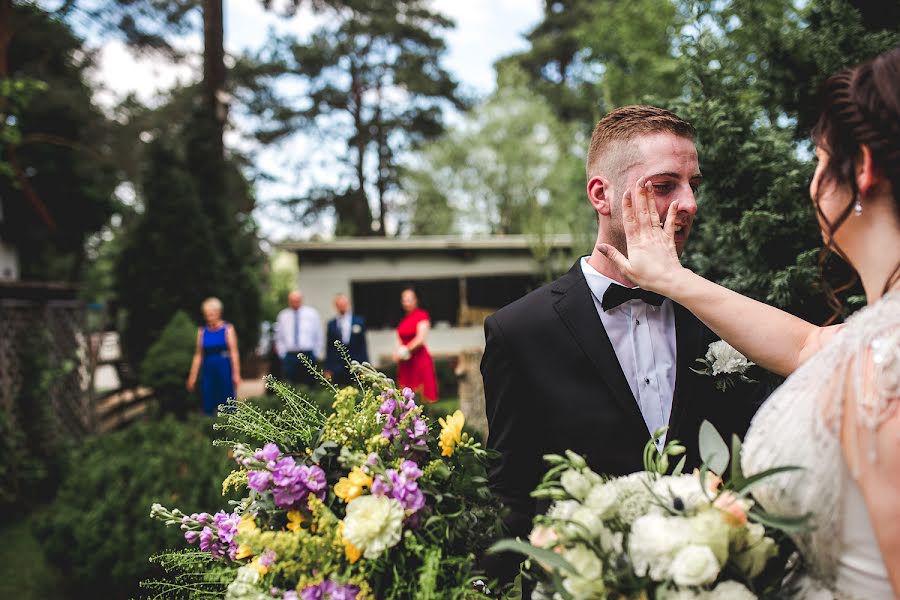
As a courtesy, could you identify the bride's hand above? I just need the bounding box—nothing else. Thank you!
[597,177,686,294]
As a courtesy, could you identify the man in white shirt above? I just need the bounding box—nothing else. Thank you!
[275,289,324,386]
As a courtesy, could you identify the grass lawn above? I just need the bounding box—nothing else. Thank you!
[0,511,69,600]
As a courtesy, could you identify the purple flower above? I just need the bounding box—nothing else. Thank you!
[379,397,397,415]
[407,417,428,439]
[400,460,422,479]
[199,526,216,553]
[248,470,273,492]
[401,387,415,401]
[300,584,323,600]
[259,549,277,569]
[301,465,327,494]
[283,592,298,600]
[255,442,281,464]
[184,530,199,544]
[372,461,426,515]
[370,475,391,497]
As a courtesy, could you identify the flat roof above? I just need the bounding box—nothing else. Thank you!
[279,234,574,253]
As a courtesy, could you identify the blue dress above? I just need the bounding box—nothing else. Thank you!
[200,324,234,415]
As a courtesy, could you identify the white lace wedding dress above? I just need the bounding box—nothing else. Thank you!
[742,290,900,599]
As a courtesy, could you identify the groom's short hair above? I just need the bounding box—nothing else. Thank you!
[586,105,695,180]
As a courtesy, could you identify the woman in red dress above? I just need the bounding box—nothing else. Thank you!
[394,287,438,402]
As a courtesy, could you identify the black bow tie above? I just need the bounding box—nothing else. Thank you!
[601,283,666,311]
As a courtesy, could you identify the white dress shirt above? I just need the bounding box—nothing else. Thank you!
[275,305,324,360]
[337,311,352,344]
[580,257,677,448]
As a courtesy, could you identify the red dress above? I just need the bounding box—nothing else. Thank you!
[397,309,438,402]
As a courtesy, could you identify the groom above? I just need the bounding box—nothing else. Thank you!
[480,106,767,585]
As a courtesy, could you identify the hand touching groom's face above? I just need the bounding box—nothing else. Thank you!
[590,132,701,258]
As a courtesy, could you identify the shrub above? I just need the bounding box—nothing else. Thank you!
[140,310,197,416]
[35,416,238,599]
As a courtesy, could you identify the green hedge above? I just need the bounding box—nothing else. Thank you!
[35,416,238,599]
[141,310,198,417]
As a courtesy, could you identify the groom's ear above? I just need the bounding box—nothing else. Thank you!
[588,176,613,217]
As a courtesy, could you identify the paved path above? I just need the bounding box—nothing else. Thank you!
[237,378,267,399]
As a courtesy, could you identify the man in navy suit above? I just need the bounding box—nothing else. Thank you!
[324,293,369,386]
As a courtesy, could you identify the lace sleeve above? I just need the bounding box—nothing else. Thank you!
[836,323,900,472]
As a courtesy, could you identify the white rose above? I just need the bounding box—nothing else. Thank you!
[705,341,753,375]
[560,544,605,599]
[669,545,720,586]
[342,494,405,559]
[560,470,592,500]
[653,475,711,513]
[687,510,731,565]
[225,566,269,600]
[707,581,757,600]
[628,513,693,581]
[584,483,618,519]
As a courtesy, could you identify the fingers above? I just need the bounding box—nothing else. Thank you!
[634,176,653,229]
[622,188,638,240]
[663,200,679,238]
[643,180,661,228]
[597,243,630,275]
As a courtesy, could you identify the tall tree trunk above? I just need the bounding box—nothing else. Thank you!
[0,0,12,79]
[202,0,225,161]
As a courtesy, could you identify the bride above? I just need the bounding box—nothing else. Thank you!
[598,47,900,598]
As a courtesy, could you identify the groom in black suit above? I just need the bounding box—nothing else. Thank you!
[481,106,767,587]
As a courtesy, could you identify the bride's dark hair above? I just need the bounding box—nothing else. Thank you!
[811,45,900,323]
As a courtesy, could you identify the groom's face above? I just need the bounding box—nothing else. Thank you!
[607,132,701,256]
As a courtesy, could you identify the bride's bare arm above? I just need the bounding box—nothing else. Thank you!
[599,178,840,377]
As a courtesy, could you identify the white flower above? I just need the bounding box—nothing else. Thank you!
[560,544,606,599]
[583,482,618,519]
[705,341,753,375]
[628,513,693,581]
[669,545,721,586]
[708,581,758,600]
[548,499,580,521]
[611,471,655,523]
[687,510,731,565]
[560,470,592,500]
[342,494,405,559]
[652,475,712,513]
[571,506,606,538]
[224,566,269,600]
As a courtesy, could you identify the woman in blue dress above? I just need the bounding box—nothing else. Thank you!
[186,297,241,415]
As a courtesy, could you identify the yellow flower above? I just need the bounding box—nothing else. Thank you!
[235,545,254,560]
[249,556,269,575]
[338,522,362,564]
[438,410,465,457]
[237,513,257,534]
[286,510,305,532]
[334,467,373,502]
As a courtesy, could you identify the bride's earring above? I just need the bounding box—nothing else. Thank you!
[854,200,863,216]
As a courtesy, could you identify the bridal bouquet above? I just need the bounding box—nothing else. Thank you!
[147,360,503,600]
[492,423,806,600]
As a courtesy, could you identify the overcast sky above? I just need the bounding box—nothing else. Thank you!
[66,1,544,241]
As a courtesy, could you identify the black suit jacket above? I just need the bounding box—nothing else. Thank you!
[480,261,766,585]
[325,314,369,377]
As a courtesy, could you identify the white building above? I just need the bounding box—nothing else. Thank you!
[280,235,575,365]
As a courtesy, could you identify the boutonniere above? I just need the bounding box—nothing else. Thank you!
[351,324,362,334]
[692,340,757,392]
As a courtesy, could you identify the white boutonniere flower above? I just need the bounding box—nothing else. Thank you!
[351,323,362,334]
[692,341,756,392]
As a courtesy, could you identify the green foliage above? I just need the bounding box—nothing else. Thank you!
[213,375,328,448]
[142,550,236,600]
[0,328,72,518]
[0,4,119,282]
[115,139,221,365]
[35,416,238,599]
[241,0,462,236]
[401,65,593,270]
[141,310,198,416]
[671,0,900,321]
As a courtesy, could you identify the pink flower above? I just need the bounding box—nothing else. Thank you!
[714,491,752,526]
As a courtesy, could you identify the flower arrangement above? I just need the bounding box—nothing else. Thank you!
[691,341,757,392]
[147,359,503,600]
[491,422,808,600]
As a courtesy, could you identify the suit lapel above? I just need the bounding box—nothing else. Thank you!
[551,262,648,434]
[668,303,703,439]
